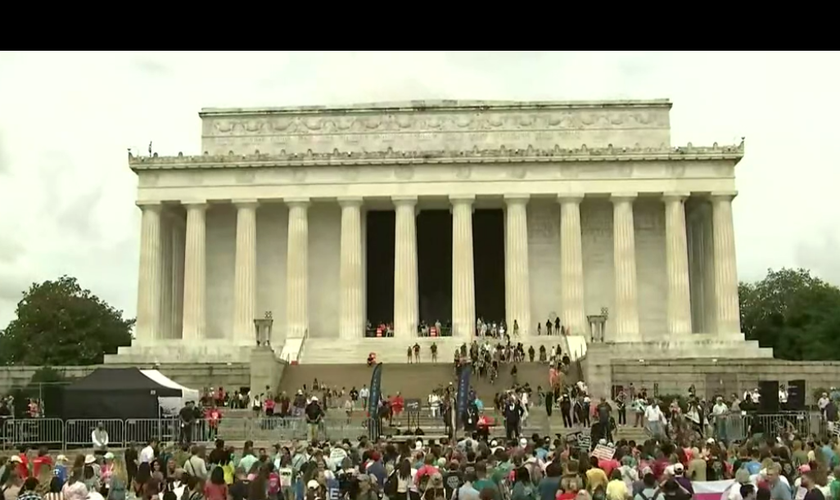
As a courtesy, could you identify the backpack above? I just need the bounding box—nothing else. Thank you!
[384,472,399,498]
[592,486,607,500]
[637,490,662,500]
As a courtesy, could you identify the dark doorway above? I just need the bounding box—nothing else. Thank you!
[366,211,395,324]
[473,209,505,323]
[417,210,452,325]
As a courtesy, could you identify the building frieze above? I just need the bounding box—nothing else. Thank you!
[198,100,674,154]
[129,142,744,172]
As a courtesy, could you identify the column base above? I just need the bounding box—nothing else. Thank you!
[104,339,272,364]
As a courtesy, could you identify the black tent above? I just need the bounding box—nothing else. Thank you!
[62,368,182,421]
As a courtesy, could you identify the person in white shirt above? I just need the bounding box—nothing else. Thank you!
[139,439,157,464]
[91,422,109,455]
[183,446,208,480]
[359,386,370,408]
[819,393,830,413]
[429,393,441,418]
[779,386,788,407]
[644,401,665,438]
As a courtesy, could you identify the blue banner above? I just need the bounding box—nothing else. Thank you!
[456,363,470,429]
[367,363,383,439]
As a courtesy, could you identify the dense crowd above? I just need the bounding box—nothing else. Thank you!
[4,422,840,500]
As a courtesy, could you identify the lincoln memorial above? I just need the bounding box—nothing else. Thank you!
[106,99,772,365]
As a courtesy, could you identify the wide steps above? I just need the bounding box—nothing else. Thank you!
[277,362,577,403]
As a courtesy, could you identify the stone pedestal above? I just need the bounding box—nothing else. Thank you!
[250,348,287,396]
[580,336,774,399]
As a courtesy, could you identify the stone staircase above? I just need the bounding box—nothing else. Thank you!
[277,360,581,403]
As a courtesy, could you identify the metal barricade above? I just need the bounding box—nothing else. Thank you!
[1,418,64,449]
[713,412,747,442]
[242,416,305,442]
[64,419,125,449]
[748,412,810,437]
[124,418,180,445]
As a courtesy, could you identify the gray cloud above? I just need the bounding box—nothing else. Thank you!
[132,57,172,76]
[54,183,106,240]
[795,233,840,285]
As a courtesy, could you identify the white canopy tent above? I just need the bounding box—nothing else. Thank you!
[140,369,201,416]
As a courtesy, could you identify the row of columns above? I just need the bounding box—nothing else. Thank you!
[134,192,742,344]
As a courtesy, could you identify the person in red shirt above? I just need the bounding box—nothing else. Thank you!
[32,447,53,477]
[206,404,223,440]
[391,393,405,420]
[14,447,30,478]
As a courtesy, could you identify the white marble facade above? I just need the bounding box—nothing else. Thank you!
[113,99,750,363]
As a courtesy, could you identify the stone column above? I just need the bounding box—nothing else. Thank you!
[611,194,640,342]
[504,195,531,336]
[664,193,693,335]
[339,197,364,339]
[136,201,163,343]
[711,192,741,336]
[232,200,258,344]
[171,217,185,339]
[451,195,476,339]
[559,195,587,336]
[393,196,419,339]
[285,198,309,338]
[159,211,173,339]
[181,202,207,341]
[361,209,368,330]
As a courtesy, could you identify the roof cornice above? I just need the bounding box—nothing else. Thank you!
[129,142,744,172]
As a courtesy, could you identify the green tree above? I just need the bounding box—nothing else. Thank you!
[0,275,134,365]
[739,268,840,360]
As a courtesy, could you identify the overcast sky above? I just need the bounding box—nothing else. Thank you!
[0,51,837,326]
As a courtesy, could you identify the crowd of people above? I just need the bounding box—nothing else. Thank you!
[4,413,840,500]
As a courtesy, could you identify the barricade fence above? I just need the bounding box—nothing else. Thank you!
[710,411,812,442]
[0,411,821,449]
[0,411,536,449]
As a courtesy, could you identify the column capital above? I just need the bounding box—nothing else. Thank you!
[338,197,364,208]
[233,199,259,210]
[182,200,208,210]
[285,197,310,208]
[449,195,475,205]
[503,194,530,204]
[663,192,690,203]
[137,200,163,212]
[392,195,418,207]
[710,191,738,202]
[558,194,585,204]
[610,193,638,203]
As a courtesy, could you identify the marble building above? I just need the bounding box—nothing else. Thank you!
[106,99,772,364]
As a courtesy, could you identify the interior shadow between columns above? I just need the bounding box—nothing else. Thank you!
[417,211,452,326]
[473,209,505,323]
[365,210,395,326]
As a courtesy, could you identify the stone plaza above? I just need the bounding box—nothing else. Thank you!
[106,99,772,365]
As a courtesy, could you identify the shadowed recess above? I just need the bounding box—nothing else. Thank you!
[418,210,452,325]
[365,211,395,324]
[473,209,505,323]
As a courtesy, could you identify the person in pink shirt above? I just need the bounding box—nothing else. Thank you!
[597,454,620,477]
[414,455,440,487]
